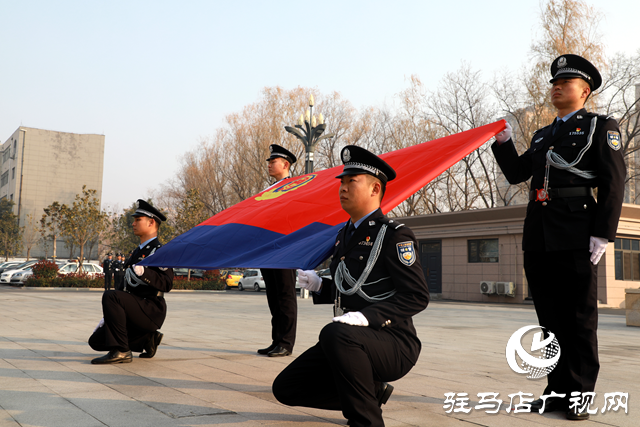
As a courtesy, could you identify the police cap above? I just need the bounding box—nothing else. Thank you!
[132,199,167,223]
[550,54,602,91]
[335,145,396,184]
[266,144,297,164]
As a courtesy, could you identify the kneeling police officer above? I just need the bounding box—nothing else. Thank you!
[89,200,174,364]
[273,146,430,427]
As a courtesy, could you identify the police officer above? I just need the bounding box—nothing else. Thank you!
[273,146,430,427]
[113,253,125,291]
[102,253,113,290]
[492,55,625,420]
[89,200,174,364]
[258,144,299,357]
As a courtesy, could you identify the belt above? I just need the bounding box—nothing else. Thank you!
[529,187,593,201]
[124,287,164,298]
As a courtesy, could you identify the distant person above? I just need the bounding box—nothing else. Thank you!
[113,253,125,291]
[491,55,626,420]
[273,146,430,427]
[258,145,298,357]
[89,200,174,364]
[102,253,113,290]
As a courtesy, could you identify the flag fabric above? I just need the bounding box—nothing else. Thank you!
[141,120,506,270]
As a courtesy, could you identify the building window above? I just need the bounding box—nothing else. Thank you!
[9,194,13,201]
[2,149,10,164]
[614,238,640,281]
[11,168,15,179]
[0,171,8,187]
[468,239,499,263]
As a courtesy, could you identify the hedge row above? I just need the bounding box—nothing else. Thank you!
[23,275,225,290]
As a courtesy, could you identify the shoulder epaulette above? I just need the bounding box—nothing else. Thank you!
[532,128,544,136]
[378,217,405,229]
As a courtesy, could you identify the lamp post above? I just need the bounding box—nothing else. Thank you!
[285,95,334,298]
[285,94,335,175]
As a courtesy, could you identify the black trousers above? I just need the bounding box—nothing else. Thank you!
[524,250,599,397]
[88,290,157,353]
[104,273,112,290]
[261,269,297,352]
[273,322,415,427]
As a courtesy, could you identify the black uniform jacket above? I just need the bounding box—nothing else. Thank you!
[313,209,430,362]
[102,258,113,274]
[123,238,174,328]
[492,109,626,252]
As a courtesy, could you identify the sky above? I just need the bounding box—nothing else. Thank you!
[1,0,639,211]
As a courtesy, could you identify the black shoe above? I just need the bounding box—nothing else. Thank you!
[140,331,163,359]
[267,345,291,357]
[531,397,567,413]
[257,343,277,355]
[566,407,590,420]
[377,383,394,406]
[91,350,132,364]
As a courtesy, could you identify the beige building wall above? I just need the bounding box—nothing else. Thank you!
[1,127,105,259]
[398,203,640,308]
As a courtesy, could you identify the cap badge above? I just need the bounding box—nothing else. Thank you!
[558,56,567,68]
[343,148,351,162]
[269,146,274,153]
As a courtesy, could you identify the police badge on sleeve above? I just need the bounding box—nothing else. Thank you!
[607,130,621,151]
[397,242,416,266]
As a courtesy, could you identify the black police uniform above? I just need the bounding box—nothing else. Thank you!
[260,145,298,356]
[113,256,125,291]
[273,146,430,427]
[102,256,113,290]
[89,200,174,360]
[491,55,626,404]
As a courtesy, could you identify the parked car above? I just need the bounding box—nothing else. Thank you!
[238,269,265,292]
[0,260,39,283]
[0,261,23,275]
[224,270,243,289]
[58,262,104,277]
[174,268,205,278]
[10,268,35,285]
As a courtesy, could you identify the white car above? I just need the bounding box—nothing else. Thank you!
[58,262,104,277]
[10,268,34,284]
[0,260,39,283]
[238,269,266,292]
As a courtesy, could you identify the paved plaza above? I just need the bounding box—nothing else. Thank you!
[0,285,637,427]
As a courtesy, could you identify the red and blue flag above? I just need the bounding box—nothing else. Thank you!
[141,121,506,270]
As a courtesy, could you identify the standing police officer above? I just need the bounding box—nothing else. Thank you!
[258,145,299,357]
[492,55,626,420]
[102,253,113,291]
[89,200,174,364]
[273,146,430,427]
[113,253,125,291]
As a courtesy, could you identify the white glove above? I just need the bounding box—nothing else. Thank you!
[589,236,608,265]
[333,311,369,327]
[495,122,512,144]
[297,269,322,292]
[133,265,145,276]
[93,318,104,333]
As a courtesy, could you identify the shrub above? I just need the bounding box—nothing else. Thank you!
[31,260,59,279]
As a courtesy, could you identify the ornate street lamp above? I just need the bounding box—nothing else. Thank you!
[285,94,335,174]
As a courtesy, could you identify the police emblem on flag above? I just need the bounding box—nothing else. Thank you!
[607,130,621,151]
[397,242,416,266]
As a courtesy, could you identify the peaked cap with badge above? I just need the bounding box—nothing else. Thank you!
[550,54,602,91]
[273,145,429,425]
[132,199,166,223]
[267,145,297,165]
[336,145,396,183]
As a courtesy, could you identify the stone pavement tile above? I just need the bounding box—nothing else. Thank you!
[0,389,104,427]
[0,408,21,427]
